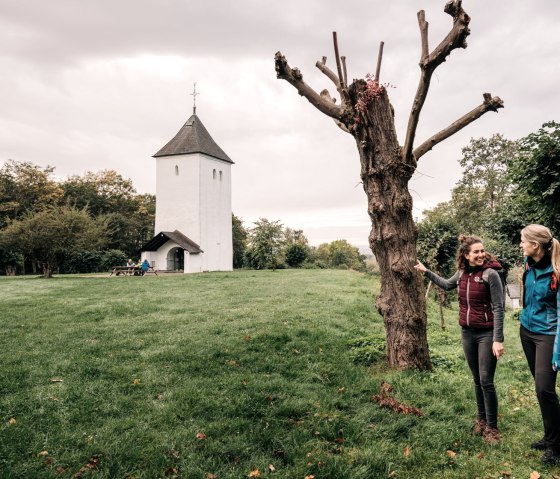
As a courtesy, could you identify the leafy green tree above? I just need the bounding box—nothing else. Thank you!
[285,243,308,267]
[232,214,248,269]
[315,240,365,271]
[0,206,109,278]
[416,218,459,278]
[0,160,63,227]
[61,171,154,256]
[284,228,310,268]
[0,248,24,276]
[245,218,284,270]
[508,121,560,235]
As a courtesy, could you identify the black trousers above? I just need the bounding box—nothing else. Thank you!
[461,327,498,428]
[520,325,560,449]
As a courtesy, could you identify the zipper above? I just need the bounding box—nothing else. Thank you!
[466,273,471,326]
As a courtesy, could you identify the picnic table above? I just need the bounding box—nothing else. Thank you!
[109,266,158,276]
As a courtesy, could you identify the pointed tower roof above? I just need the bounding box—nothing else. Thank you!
[153,114,233,163]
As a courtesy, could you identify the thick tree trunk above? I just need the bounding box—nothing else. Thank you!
[350,84,431,370]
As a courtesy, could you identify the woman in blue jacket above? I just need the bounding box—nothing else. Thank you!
[519,224,560,464]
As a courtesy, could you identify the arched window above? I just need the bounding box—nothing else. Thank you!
[175,165,179,175]
[219,170,223,181]
[213,169,216,179]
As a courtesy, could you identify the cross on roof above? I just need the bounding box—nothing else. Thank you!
[191,82,199,114]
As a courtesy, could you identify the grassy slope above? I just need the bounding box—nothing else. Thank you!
[0,270,552,478]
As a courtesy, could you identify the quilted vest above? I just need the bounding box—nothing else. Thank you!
[458,267,494,328]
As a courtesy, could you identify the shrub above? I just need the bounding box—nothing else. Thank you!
[102,249,128,271]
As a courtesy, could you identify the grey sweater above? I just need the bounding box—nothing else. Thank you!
[424,269,504,343]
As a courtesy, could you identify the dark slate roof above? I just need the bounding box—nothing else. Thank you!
[141,230,203,254]
[153,113,233,163]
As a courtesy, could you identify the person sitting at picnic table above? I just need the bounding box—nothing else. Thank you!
[141,259,150,275]
[126,258,135,275]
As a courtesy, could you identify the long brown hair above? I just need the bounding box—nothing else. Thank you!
[521,224,560,281]
[455,235,484,271]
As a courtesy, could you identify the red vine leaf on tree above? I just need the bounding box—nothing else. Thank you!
[371,381,424,417]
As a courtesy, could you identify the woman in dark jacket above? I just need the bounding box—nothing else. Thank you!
[415,235,504,444]
[519,224,560,464]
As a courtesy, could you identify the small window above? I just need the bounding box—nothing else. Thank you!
[213,169,216,179]
[219,170,223,181]
[175,165,179,175]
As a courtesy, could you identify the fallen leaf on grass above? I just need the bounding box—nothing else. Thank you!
[132,378,141,385]
[530,472,540,479]
[50,378,64,383]
[248,469,260,477]
[207,474,218,479]
[74,454,100,478]
[304,476,315,479]
[37,450,49,457]
[268,464,276,472]
[8,418,16,425]
[475,452,484,459]
[227,360,239,367]
[500,471,511,477]
[404,446,411,458]
[55,466,67,474]
[164,466,178,476]
[446,450,457,458]
[196,432,207,440]
[372,381,423,416]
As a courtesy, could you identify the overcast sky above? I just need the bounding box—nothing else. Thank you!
[1,1,559,249]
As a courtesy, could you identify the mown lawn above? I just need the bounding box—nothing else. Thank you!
[0,269,554,478]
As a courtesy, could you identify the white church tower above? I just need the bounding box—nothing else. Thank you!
[141,96,234,273]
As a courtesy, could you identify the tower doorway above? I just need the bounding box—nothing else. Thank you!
[167,247,185,271]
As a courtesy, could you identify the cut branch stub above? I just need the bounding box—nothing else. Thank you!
[275,51,343,120]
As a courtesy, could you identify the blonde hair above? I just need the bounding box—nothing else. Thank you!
[521,224,560,280]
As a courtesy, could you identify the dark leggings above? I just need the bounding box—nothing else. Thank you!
[520,325,560,448]
[461,327,498,427]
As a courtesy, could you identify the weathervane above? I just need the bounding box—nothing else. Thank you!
[191,82,199,114]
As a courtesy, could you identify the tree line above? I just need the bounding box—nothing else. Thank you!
[233,216,368,272]
[0,160,368,277]
[416,121,560,281]
[0,161,155,277]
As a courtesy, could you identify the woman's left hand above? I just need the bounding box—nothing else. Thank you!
[492,341,504,359]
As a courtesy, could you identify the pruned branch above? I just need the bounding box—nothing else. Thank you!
[418,11,429,61]
[413,94,504,160]
[374,41,385,82]
[332,32,345,88]
[321,89,350,133]
[332,32,351,105]
[275,51,343,120]
[316,57,340,88]
[403,0,471,161]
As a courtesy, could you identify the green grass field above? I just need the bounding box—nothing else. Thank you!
[0,269,555,478]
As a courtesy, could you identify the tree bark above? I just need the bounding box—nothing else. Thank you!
[350,83,431,369]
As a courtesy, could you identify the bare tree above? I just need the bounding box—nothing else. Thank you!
[275,0,503,369]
